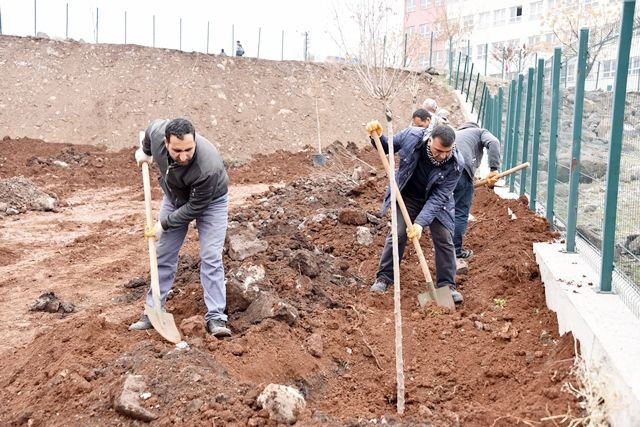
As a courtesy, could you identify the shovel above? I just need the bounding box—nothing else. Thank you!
[370,133,456,310]
[139,131,182,344]
[312,98,327,166]
[474,162,530,188]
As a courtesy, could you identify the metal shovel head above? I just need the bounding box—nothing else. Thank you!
[418,286,455,310]
[145,304,182,344]
[312,153,327,166]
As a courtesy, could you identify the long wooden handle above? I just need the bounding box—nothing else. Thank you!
[370,133,437,301]
[474,162,530,188]
[140,132,162,308]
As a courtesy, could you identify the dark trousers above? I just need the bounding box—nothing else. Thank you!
[376,196,457,289]
[453,172,474,255]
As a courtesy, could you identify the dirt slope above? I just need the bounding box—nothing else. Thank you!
[0,35,462,160]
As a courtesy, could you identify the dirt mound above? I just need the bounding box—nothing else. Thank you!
[0,143,580,426]
[0,35,463,158]
[0,176,57,214]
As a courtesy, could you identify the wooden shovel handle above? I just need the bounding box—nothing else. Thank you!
[370,133,438,301]
[140,132,162,308]
[474,162,530,188]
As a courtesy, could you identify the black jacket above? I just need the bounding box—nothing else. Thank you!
[142,119,228,229]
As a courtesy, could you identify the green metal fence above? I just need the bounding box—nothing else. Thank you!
[445,0,640,314]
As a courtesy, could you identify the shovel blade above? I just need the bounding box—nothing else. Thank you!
[418,286,456,310]
[312,154,327,166]
[145,304,182,344]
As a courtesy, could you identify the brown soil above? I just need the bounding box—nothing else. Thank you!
[0,136,579,426]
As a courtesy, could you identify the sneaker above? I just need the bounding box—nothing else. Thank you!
[207,319,232,338]
[370,278,390,293]
[128,314,153,331]
[450,287,464,304]
[456,248,474,259]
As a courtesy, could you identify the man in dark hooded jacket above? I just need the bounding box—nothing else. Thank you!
[453,122,501,259]
[366,119,464,303]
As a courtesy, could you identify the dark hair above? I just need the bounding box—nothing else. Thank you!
[412,108,431,121]
[165,118,196,142]
[430,124,455,147]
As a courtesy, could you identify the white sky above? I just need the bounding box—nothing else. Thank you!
[0,0,403,61]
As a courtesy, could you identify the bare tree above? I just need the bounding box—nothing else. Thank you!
[331,0,408,414]
[541,0,619,77]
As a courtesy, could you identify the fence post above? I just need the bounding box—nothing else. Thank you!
[478,82,487,124]
[471,73,480,113]
[497,87,504,142]
[501,47,506,79]
[546,48,562,228]
[504,81,515,167]
[257,27,261,58]
[484,43,488,75]
[461,55,469,93]
[448,37,453,85]
[466,63,474,102]
[520,67,535,196]
[600,0,635,292]
[509,74,524,192]
[529,58,545,211]
[566,28,589,253]
[429,31,433,67]
[455,52,462,90]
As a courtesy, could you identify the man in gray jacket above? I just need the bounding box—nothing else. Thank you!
[131,118,231,338]
[453,122,501,259]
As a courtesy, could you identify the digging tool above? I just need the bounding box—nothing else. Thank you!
[312,97,327,166]
[474,162,530,188]
[139,131,182,344]
[370,132,456,310]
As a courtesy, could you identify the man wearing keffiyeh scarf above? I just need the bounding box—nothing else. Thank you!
[366,118,465,304]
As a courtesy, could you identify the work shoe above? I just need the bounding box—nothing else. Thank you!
[450,287,464,304]
[207,319,232,338]
[128,314,153,331]
[370,278,391,293]
[456,248,474,260]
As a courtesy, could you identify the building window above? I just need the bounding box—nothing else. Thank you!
[435,0,444,6]
[510,6,523,23]
[630,57,640,75]
[434,50,442,65]
[420,53,428,67]
[433,22,442,37]
[602,59,616,78]
[566,63,576,83]
[476,44,487,61]
[478,12,491,29]
[407,26,415,36]
[494,9,506,26]
[420,0,430,9]
[583,0,599,6]
[528,35,541,46]
[420,23,430,37]
[407,0,416,12]
[530,1,543,19]
[462,15,474,30]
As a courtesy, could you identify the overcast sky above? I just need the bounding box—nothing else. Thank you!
[0,0,403,61]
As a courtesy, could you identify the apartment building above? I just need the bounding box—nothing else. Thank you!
[403,0,631,90]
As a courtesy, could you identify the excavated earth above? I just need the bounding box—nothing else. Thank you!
[0,35,580,426]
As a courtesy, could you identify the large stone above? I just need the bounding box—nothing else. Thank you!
[257,384,306,425]
[338,208,367,225]
[180,315,207,338]
[227,229,268,261]
[227,264,264,312]
[288,250,320,278]
[455,258,468,275]
[305,333,323,357]
[244,293,298,325]
[113,375,158,422]
[355,226,373,246]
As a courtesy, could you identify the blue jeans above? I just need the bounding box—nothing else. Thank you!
[376,196,457,289]
[453,172,474,255]
[146,194,228,321]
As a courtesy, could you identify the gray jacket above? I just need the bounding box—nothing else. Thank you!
[141,119,228,229]
[455,122,501,179]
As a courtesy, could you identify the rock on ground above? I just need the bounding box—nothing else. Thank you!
[257,384,306,425]
[113,374,158,422]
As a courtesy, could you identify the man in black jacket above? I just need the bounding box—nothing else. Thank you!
[130,118,231,338]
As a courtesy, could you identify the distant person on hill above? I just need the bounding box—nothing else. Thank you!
[366,118,465,304]
[236,41,245,57]
[131,118,231,338]
[452,122,501,260]
[436,108,451,126]
[423,98,439,132]
[220,48,227,56]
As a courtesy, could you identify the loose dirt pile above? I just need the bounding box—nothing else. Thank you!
[0,137,580,426]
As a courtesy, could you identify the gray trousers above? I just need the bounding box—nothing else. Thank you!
[146,194,228,321]
[377,196,457,289]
